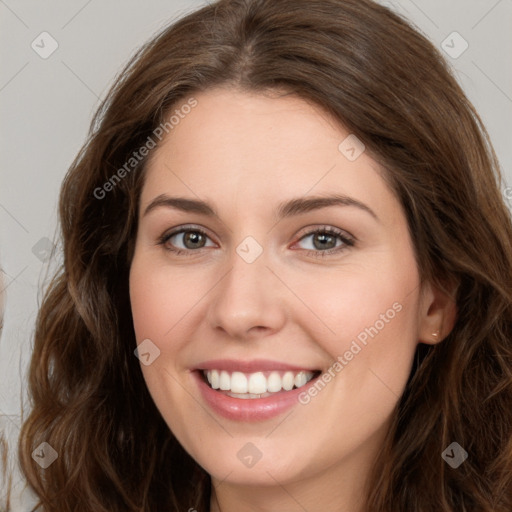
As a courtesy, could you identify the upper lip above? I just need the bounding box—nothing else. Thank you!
[194,359,320,373]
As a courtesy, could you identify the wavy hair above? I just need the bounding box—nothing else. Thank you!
[14,0,512,510]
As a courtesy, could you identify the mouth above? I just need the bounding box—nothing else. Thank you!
[192,359,325,421]
[198,369,322,399]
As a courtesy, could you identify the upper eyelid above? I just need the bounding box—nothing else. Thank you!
[162,224,215,241]
[296,225,354,239]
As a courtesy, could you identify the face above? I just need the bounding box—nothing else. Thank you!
[129,87,440,501]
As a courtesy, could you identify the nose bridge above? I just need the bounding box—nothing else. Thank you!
[207,236,286,338]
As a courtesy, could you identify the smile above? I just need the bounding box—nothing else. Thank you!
[193,360,323,421]
[202,369,317,398]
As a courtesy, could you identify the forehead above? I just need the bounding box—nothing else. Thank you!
[140,87,398,223]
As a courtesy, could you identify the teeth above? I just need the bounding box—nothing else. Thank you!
[219,371,230,391]
[267,372,282,392]
[210,370,220,389]
[231,372,248,393]
[204,369,316,395]
[282,372,294,391]
[294,372,308,388]
[248,372,267,394]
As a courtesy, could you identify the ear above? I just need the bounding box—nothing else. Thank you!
[417,279,458,345]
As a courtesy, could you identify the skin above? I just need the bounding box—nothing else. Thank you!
[129,87,456,511]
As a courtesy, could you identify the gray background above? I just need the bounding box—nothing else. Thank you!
[1,0,511,509]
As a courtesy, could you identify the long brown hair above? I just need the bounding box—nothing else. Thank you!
[14,0,512,510]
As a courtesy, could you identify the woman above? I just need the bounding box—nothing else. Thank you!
[16,0,512,510]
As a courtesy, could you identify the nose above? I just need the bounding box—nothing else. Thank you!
[206,245,287,341]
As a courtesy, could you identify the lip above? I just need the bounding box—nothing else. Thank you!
[192,363,321,422]
[194,358,319,373]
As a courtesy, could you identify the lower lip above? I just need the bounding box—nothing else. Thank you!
[193,371,318,422]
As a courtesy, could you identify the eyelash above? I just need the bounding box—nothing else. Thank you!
[157,225,355,258]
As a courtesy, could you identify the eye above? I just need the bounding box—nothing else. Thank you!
[157,225,216,256]
[293,226,355,258]
[157,224,355,258]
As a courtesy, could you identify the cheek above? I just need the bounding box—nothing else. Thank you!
[287,261,420,459]
[294,252,421,399]
[129,258,202,437]
[129,256,200,342]
[296,261,419,349]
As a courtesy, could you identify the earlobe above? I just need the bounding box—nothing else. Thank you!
[418,280,458,345]
[426,328,444,345]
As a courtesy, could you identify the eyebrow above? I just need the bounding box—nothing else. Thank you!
[143,193,379,222]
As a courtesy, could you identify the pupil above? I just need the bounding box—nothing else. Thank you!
[314,233,335,250]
